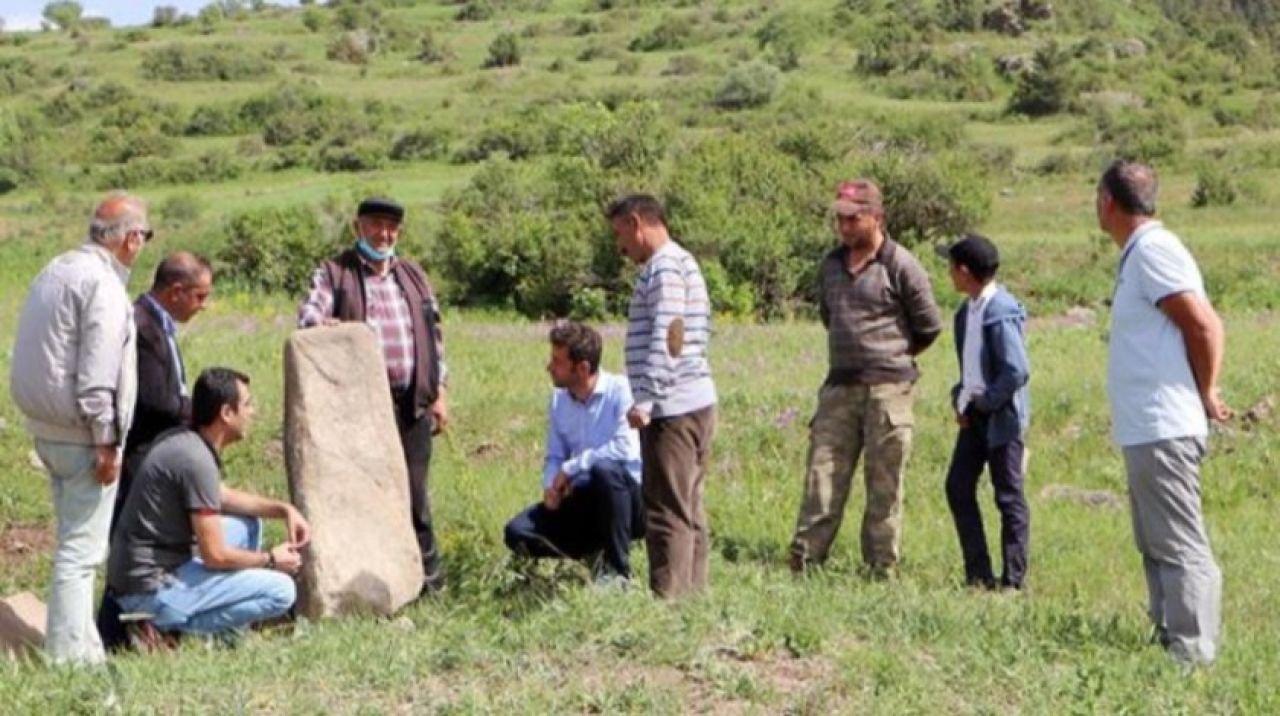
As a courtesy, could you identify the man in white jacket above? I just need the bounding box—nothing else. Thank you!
[10,193,150,666]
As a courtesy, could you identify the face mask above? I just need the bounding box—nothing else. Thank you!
[356,237,395,262]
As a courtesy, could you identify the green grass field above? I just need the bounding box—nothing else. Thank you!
[2,1,1280,713]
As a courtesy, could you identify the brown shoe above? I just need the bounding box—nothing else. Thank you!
[121,614,179,653]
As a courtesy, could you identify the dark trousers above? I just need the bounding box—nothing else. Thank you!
[503,461,644,578]
[640,405,716,599]
[396,401,441,589]
[944,417,1030,588]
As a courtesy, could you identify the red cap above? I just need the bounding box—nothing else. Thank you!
[832,179,883,216]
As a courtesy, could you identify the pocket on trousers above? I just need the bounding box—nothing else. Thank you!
[878,384,914,428]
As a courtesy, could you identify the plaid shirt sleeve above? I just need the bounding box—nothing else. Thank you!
[297,266,334,328]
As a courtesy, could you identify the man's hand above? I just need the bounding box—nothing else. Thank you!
[94,445,121,486]
[1202,387,1233,422]
[956,412,971,429]
[543,471,571,510]
[284,505,312,548]
[269,544,303,576]
[430,394,449,435]
[626,406,650,430]
[320,318,341,327]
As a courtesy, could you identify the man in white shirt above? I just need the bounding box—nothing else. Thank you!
[1098,160,1230,667]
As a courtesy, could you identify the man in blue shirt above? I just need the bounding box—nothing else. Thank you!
[1099,160,1230,667]
[503,323,644,581]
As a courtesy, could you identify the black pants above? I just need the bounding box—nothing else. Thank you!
[503,461,644,578]
[396,402,442,589]
[944,416,1030,588]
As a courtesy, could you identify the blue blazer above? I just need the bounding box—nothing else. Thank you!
[951,286,1030,448]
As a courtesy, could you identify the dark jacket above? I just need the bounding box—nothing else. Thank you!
[125,295,190,459]
[323,249,443,419]
[951,286,1030,448]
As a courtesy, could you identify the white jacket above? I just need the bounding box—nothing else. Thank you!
[10,242,138,447]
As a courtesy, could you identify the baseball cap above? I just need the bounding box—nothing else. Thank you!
[831,179,883,216]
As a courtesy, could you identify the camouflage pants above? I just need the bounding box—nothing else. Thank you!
[790,381,915,569]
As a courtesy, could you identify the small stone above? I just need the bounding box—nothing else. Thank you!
[1,592,47,659]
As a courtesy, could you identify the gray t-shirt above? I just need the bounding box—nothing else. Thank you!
[108,429,222,595]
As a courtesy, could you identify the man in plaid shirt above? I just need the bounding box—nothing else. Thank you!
[298,197,449,594]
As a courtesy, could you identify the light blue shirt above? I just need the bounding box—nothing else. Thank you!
[143,293,188,397]
[1107,221,1208,447]
[543,371,642,489]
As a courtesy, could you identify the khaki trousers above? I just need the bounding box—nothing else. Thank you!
[790,382,914,569]
[640,405,716,599]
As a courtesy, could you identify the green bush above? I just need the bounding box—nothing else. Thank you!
[456,1,495,22]
[215,205,340,294]
[713,61,782,110]
[140,43,274,81]
[1190,164,1240,208]
[157,192,204,225]
[0,57,45,97]
[1008,42,1078,116]
[186,103,247,136]
[327,31,376,64]
[485,32,522,68]
[628,15,693,52]
[754,10,820,71]
[1091,105,1187,164]
[313,137,389,173]
[416,30,451,63]
[95,150,246,189]
[857,149,993,246]
[390,127,452,162]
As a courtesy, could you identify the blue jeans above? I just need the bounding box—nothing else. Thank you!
[34,439,118,665]
[118,515,296,636]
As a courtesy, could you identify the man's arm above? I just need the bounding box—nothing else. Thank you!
[134,313,190,433]
[1160,291,1231,421]
[191,513,301,573]
[297,265,338,328]
[542,394,570,490]
[898,257,943,356]
[971,319,1030,414]
[221,485,311,547]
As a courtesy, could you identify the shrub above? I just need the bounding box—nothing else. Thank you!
[1092,105,1187,164]
[314,138,389,172]
[485,32,522,68]
[95,150,246,189]
[754,10,819,71]
[301,7,325,32]
[628,15,693,52]
[456,1,495,22]
[327,30,376,64]
[857,149,992,246]
[215,205,340,294]
[141,43,274,81]
[390,127,451,162]
[0,57,45,97]
[157,192,203,225]
[152,5,180,26]
[416,30,450,63]
[1008,41,1077,116]
[1190,164,1240,208]
[186,102,247,136]
[713,61,782,110]
[662,54,706,76]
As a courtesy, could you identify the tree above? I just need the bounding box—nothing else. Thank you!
[484,32,521,68]
[152,6,180,27]
[42,1,83,31]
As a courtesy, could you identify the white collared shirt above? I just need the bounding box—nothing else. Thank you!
[956,281,998,414]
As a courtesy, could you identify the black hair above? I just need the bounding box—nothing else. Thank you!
[549,322,603,374]
[606,194,667,227]
[152,252,212,291]
[192,367,250,428]
[1099,160,1158,216]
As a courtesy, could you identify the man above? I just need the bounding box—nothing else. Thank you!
[108,368,310,640]
[115,251,214,528]
[936,234,1031,590]
[9,193,149,665]
[297,197,449,594]
[503,322,644,582]
[1098,160,1228,667]
[609,194,717,599]
[789,179,942,577]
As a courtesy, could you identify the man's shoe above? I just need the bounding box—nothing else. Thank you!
[120,614,178,653]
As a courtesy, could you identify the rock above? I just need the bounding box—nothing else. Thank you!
[0,592,47,659]
[983,5,1025,36]
[1242,395,1274,426]
[26,450,44,472]
[1063,306,1097,327]
[1040,484,1126,511]
[284,324,423,619]
[1113,38,1147,59]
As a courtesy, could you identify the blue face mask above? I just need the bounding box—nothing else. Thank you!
[356,237,395,262]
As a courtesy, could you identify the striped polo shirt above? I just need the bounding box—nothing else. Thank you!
[625,240,717,419]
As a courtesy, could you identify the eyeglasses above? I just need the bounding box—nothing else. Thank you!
[132,228,154,243]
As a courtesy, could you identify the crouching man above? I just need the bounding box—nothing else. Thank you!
[107,367,311,641]
[504,323,645,582]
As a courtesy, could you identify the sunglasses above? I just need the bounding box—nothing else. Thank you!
[135,228,154,243]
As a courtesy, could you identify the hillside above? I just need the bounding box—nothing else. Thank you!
[2,0,1279,317]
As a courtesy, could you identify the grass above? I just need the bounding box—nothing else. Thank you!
[0,233,1276,711]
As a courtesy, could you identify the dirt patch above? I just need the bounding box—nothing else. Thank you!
[1039,484,1126,510]
[0,523,53,571]
[1028,306,1098,330]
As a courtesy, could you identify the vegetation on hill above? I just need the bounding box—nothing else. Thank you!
[2,0,1279,317]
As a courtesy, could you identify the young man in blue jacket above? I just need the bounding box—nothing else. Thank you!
[937,234,1031,590]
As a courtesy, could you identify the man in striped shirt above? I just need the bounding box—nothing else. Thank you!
[297,197,449,595]
[609,194,717,599]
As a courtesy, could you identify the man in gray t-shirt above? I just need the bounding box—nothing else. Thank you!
[107,367,311,642]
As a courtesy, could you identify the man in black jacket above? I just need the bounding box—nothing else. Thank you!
[114,251,214,529]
